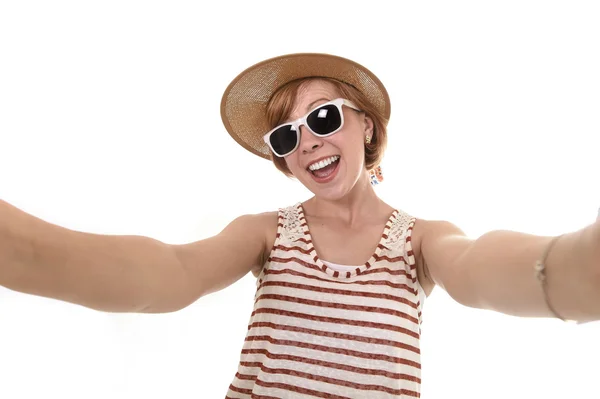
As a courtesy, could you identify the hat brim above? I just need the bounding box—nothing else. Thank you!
[220,53,391,160]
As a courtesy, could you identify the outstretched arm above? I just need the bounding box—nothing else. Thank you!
[419,217,600,323]
[0,200,270,314]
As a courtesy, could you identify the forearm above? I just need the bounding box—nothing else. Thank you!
[0,200,186,313]
[463,220,600,322]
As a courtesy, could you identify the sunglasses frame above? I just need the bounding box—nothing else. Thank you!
[263,98,362,158]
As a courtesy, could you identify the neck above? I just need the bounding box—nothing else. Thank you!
[303,169,389,226]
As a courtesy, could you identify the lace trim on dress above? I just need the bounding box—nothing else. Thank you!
[382,210,414,248]
[279,204,306,243]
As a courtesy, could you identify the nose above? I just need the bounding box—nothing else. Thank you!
[298,125,323,154]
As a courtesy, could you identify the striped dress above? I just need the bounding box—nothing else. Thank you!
[226,203,426,398]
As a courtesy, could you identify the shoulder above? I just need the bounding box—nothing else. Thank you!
[236,210,279,226]
[257,210,280,240]
[236,211,279,277]
[228,211,278,236]
[238,211,279,244]
[240,204,300,246]
[413,218,466,240]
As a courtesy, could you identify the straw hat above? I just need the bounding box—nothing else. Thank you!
[220,53,391,160]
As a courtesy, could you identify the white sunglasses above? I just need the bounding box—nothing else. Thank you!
[263,98,362,157]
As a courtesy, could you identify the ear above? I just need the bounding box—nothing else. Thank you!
[363,114,374,138]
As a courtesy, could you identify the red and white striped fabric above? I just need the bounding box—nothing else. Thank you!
[226,203,426,398]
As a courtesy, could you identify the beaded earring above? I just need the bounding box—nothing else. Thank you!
[365,136,383,186]
[369,166,384,186]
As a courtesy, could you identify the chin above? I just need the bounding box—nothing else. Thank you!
[309,187,348,201]
[305,172,362,201]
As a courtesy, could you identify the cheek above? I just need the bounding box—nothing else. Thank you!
[331,134,363,160]
[284,155,302,175]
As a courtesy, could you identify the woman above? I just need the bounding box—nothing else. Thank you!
[0,53,598,398]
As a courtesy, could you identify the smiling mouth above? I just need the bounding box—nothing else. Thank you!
[307,155,340,171]
[308,156,340,178]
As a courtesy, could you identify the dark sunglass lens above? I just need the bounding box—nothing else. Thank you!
[269,125,298,156]
[306,104,342,135]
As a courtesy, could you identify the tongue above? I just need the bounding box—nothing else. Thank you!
[313,160,338,178]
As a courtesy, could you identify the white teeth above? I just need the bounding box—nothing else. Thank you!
[308,156,340,171]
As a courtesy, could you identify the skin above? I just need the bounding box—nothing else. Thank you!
[250,79,600,322]
[256,79,436,296]
[3,78,596,320]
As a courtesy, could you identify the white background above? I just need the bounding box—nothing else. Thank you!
[1,1,599,398]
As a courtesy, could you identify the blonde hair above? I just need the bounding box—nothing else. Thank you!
[265,77,388,177]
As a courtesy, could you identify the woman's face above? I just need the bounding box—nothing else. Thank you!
[283,80,374,200]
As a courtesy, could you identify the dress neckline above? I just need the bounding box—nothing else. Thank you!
[296,202,399,279]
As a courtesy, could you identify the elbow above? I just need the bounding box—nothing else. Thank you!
[444,277,482,310]
[130,278,200,315]
[140,295,196,314]
[138,303,181,314]
[138,244,205,314]
[141,282,201,314]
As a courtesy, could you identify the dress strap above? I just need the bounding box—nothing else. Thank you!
[276,203,308,245]
[381,209,417,265]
